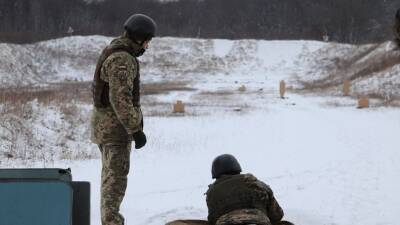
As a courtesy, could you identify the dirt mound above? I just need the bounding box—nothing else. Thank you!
[297,41,400,102]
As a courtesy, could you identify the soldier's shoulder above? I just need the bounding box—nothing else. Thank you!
[205,184,214,203]
[103,51,136,74]
[242,173,273,193]
[205,181,217,195]
[241,173,258,182]
[104,51,134,65]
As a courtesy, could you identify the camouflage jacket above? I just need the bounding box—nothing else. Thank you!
[206,173,284,225]
[91,36,143,144]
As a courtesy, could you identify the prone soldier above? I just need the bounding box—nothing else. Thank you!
[206,154,294,225]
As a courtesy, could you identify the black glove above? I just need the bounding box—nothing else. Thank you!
[132,130,146,149]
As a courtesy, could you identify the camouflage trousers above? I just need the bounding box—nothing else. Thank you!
[216,209,271,225]
[99,142,132,225]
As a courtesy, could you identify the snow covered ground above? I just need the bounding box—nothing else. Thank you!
[1,36,400,225]
[6,101,399,225]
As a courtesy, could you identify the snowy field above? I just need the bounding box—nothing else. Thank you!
[7,96,398,225]
[1,36,400,225]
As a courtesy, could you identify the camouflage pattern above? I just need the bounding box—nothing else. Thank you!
[91,36,143,144]
[166,220,209,225]
[92,36,145,225]
[99,142,132,225]
[206,173,284,225]
[216,209,271,225]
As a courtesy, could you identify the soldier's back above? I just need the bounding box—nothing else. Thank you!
[206,174,272,225]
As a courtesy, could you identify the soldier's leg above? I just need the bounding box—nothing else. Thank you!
[99,142,132,225]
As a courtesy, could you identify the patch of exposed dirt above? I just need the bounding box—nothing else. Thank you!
[0,81,197,105]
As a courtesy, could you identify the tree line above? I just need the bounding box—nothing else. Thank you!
[0,0,399,44]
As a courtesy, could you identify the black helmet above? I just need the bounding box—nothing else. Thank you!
[211,154,242,179]
[124,14,157,42]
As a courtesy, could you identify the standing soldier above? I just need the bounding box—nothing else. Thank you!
[91,14,157,225]
[206,154,294,225]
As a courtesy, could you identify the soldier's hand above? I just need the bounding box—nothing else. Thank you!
[133,130,147,149]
